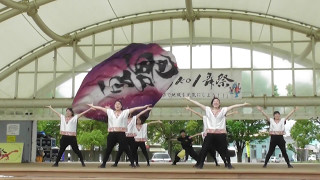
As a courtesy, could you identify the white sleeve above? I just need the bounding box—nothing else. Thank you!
[221,107,228,116]
[122,109,130,118]
[129,116,137,127]
[205,106,211,117]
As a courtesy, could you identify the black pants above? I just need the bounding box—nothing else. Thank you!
[114,137,135,165]
[102,132,134,166]
[55,135,84,164]
[198,134,231,167]
[173,146,198,164]
[133,141,149,165]
[264,135,290,165]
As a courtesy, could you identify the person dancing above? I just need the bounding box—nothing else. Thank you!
[185,106,227,167]
[185,96,249,169]
[47,105,93,167]
[133,108,162,167]
[112,107,153,167]
[88,101,150,168]
[257,106,297,168]
[171,130,199,165]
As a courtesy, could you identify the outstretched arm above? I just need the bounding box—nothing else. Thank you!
[189,133,202,138]
[129,104,151,114]
[46,105,61,118]
[87,104,109,112]
[78,107,95,118]
[136,107,152,119]
[146,120,162,126]
[285,107,298,121]
[184,97,206,111]
[256,106,270,121]
[185,106,203,118]
[226,102,250,112]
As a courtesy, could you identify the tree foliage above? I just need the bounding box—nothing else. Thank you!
[227,119,268,162]
[290,120,320,148]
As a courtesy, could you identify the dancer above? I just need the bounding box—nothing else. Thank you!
[185,96,249,169]
[171,130,199,165]
[185,106,228,167]
[47,105,93,167]
[133,109,162,167]
[112,107,153,167]
[88,101,150,168]
[257,106,297,168]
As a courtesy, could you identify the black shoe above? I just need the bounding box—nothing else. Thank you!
[111,164,117,167]
[147,163,150,166]
[227,164,234,169]
[82,163,86,167]
[196,165,203,169]
[263,164,267,168]
[225,164,228,168]
[130,164,136,168]
[52,163,58,167]
[136,164,140,167]
[216,164,220,167]
[99,164,106,168]
[288,164,293,168]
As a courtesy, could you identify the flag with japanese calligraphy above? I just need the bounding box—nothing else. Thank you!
[72,43,179,122]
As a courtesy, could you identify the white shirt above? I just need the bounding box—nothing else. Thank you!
[106,109,130,132]
[60,115,78,136]
[126,116,137,137]
[134,123,148,142]
[205,106,228,134]
[269,118,285,135]
[201,116,208,139]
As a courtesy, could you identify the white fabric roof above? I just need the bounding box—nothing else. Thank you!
[0,0,319,99]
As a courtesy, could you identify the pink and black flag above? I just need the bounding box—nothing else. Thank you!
[72,43,179,122]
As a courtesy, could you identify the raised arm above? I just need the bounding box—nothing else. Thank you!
[129,104,151,114]
[78,107,95,118]
[136,107,152,119]
[146,120,162,126]
[185,106,203,118]
[184,97,206,111]
[285,107,298,121]
[87,104,109,112]
[256,106,270,121]
[46,105,61,118]
[226,102,250,112]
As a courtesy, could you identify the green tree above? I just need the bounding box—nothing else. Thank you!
[286,83,293,96]
[290,120,319,148]
[227,120,268,162]
[148,120,186,158]
[290,120,319,161]
[273,85,279,96]
[37,120,61,145]
[77,120,108,150]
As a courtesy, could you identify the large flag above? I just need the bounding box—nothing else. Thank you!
[72,43,179,122]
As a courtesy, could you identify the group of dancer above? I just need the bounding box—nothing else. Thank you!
[47,96,298,169]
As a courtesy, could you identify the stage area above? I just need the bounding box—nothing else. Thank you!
[0,163,319,180]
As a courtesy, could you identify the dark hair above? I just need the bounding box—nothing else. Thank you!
[211,97,221,107]
[114,100,123,110]
[273,111,280,116]
[66,108,74,116]
[180,130,185,134]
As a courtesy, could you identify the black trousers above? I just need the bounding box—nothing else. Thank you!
[55,135,84,164]
[198,134,231,167]
[114,137,135,165]
[102,132,134,166]
[264,135,290,165]
[173,146,198,164]
[133,141,149,164]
